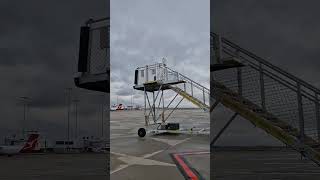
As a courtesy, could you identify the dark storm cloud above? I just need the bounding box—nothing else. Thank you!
[111,0,210,106]
[212,0,320,86]
[0,0,108,138]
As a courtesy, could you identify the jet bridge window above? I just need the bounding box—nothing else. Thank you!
[140,70,144,77]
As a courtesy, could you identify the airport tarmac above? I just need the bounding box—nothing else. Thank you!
[213,147,320,180]
[0,153,107,180]
[6,108,319,180]
[110,109,210,180]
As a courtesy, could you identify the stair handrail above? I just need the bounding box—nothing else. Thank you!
[211,32,320,96]
[165,66,210,95]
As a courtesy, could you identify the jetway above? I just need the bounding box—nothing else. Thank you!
[74,17,110,92]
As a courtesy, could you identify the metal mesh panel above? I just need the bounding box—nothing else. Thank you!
[213,68,238,93]
[303,96,318,139]
[168,67,210,107]
[264,73,299,130]
[211,32,320,144]
[241,66,261,105]
[87,20,109,75]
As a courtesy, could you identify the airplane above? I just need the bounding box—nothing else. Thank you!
[110,103,125,111]
[0,133,40,156]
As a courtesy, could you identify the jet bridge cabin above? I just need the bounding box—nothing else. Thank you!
[74,17,110,93]
[133,62,185,92]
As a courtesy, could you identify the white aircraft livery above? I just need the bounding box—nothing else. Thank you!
[0,133,39,156]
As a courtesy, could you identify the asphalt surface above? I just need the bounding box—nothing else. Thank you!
[0,153,108,180]
[4,108,320,180]
[212,148,320,180]
[110,109,210,180]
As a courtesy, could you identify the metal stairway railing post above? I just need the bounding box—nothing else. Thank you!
[162,90,165,124]
[259,63,266,110]
[316,93,320,142]
[191,81,194,96]
[146,65,149,82]
[214,34,223,64]
[152,91,156,123]
[297,83,305,143]
[144,87,148,126]
[237,67,242,96]
[203,87,206,105]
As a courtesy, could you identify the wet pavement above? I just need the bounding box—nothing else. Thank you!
[110,109,210,180]
[0,153,107,180]
[212,147,320,180]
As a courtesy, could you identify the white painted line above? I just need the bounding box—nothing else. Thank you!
[151,137,191,147]
[110,134,136,139]
[111,164,129,174]
[143,150,164,158]
[110,150,176,175]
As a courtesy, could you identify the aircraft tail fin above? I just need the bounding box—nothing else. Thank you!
[20,133,39,153]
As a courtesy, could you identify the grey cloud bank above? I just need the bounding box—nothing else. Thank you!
[0,0,108,139]
[111,0,210,107]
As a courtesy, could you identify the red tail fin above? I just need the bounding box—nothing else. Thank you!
[20,134,39,153]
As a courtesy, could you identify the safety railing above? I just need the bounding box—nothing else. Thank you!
[211,32,320,143]
[165,66,210,107]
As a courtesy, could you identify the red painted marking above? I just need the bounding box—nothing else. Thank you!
[20,134,39,153]
[174,154,199,180]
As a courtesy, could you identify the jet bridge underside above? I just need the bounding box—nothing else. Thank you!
[74,73,109,92]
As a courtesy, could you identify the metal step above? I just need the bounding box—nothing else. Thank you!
[169,85,209,111]
[212,79,320,165]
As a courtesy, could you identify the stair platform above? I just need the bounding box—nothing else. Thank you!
[133,80,185,92]
[211,59,244,72]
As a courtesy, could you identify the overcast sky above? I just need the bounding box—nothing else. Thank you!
[2,0,319,144]
[212,0,320,87]
[110,0,210,107]
[0,0,108,139]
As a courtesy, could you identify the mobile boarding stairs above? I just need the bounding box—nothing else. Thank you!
[211,32,320,166]
[133,62,210,137]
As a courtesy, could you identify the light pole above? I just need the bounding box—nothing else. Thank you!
[65,88,72,141]
[19,96,30,137]
[73,99,79,139]
[131,91,133,110]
